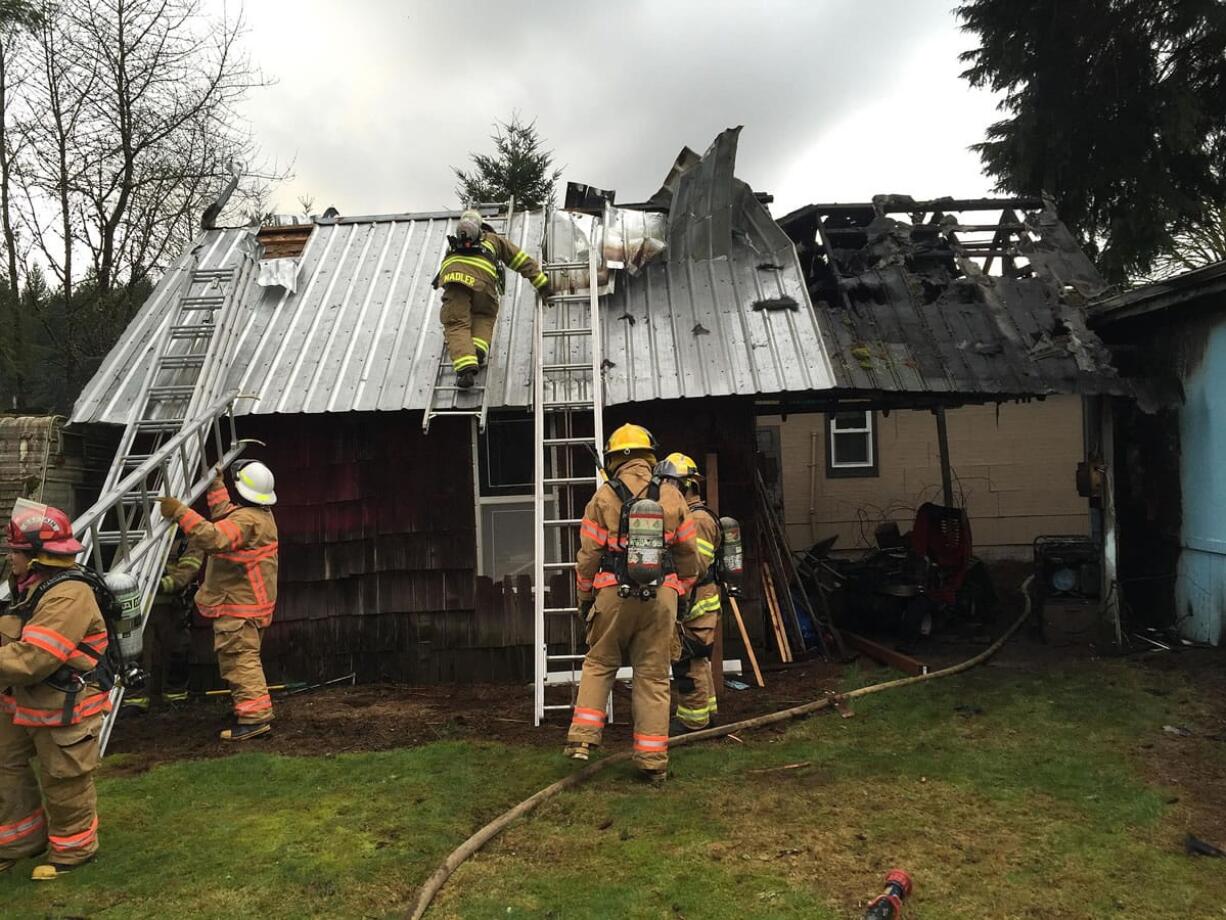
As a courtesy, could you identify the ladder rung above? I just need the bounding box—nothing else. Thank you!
[547,293,596,304]
[542,438,597,446]
[542,328,592,338]
[544,261,588,271]
[544,519,582,527]
[544,562,576,570]
[433,386,486,392]
[180,296,225,306]
[95,530,149,546]
[192,268,234,280]
[158,355,207,369]
[148,385,196,398]
[121,454,154,466]
[169,325,214,339]
[547,655,587,662]
[135,419,184,432]
[543,476,596,486]
[544,607,579,614]
[426,409,482,418]
[543,703,575,711]
[543,400,595,409]
[543,364,592,372]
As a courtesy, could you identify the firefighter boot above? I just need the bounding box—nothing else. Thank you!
[31,857,93,881]
[456,367,478,389]
[638,767,667,786]
[220,723,272,743]
[563,741,595,761]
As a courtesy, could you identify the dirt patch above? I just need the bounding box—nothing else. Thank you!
[1134,649,1226,847]
[104,663,845,774]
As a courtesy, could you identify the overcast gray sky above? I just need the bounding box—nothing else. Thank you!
[227,0,1001,218]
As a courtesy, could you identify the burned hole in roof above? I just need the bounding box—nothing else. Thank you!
[257,223,313,260]
[752,296,799,312]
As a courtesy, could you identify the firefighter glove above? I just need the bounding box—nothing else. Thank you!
[159,575,175,593]
[538,279,553,301]
[158,496,186,520]
[578,598,594,619]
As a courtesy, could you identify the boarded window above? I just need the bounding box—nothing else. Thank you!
[827,410,878,478]
[256,223,313,260]
[479,416,533,497]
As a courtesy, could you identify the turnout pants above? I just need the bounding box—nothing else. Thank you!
[675,612,720,730]
[440,283,499,372]
[0,713,102,865]
[143,600,190,704]
[213,617,273,725]
[567,588,677,772]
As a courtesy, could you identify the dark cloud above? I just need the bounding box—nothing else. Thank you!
[233,0,990,216]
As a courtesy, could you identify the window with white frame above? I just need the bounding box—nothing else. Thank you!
[475,416,556,579]
[826,410,878,478]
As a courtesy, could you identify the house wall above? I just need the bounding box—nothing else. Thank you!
[0,417,115,518]
[1174,317,1226,645]
[757,396,1090,560]
[1097,301,1226,645]
[183,399,767,688]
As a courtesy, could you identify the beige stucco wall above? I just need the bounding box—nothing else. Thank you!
[758,396,1090,559]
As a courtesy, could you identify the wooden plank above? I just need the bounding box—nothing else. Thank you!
[728,596,764,687]
[842,631,928,676]
[761,565,792,663]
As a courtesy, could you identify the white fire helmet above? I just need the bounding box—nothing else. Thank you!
[456,209,483,243]
[233,460,277,506]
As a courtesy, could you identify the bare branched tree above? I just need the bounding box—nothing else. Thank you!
[1143,203,1226,282]
[0,0,278,409]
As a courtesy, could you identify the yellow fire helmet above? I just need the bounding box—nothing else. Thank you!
[663,452,702,481]
[604,423,658,466]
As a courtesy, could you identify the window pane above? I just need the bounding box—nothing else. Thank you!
[833,432,870,465]
[833,411,869,431]
[482,503,535,579]
[481,417,533,493]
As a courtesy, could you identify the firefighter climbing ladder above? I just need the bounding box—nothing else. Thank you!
[81,250,259,753]
[422,198,515,435]
[532,213,607,726]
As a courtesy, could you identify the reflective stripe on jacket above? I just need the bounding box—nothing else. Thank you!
[436,230,547,300]
[176,479,279,624]
[686,497,723,620]
[0,574,112,727]
[574,458,700,601]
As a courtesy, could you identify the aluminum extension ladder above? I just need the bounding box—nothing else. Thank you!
[422,198,515,434]
[63,248,256,753]
[532,214,609,725]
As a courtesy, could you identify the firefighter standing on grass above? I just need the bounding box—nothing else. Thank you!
[159,460,278,742]
[564,424,700,783]
[432,208,551,389]
[0,502,108,880]
[141,532,206,707]
[658,453,723,733]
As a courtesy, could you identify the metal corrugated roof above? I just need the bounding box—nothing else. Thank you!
[73,129,837,425]
[73,210,549,423]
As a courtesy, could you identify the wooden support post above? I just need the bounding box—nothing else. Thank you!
[934,407,954,507]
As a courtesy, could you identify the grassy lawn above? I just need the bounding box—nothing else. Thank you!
[0,657,1219,919]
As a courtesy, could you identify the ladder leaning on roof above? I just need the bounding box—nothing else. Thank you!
[422,198,515,435]
[79,245,259,753]
[532,212,609,726]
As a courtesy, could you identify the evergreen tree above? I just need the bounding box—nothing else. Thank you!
[454,115,563,210]
[957,0,1226,282]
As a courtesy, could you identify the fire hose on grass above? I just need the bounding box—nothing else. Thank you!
[406,577,1036,919]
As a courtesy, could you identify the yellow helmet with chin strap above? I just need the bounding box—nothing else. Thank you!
[604,423,658,469]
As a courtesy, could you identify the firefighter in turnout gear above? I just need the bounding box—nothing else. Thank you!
[0,501,108,880]
[160,460,278,742]
[657,453,724,733]
[142,532,206,707]
[432,208,551,389]
[564,424,701,783]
